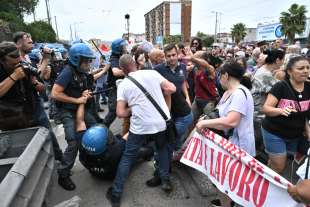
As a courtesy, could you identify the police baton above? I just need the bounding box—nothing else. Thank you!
[91,87,114,95]
[91,40,106,61]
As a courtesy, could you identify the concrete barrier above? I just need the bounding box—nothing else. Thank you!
[0,127,55,207]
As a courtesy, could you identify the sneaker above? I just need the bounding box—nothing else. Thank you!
[146,176,161,187]
[58,176,76,191]
[106,187,120,207]
[161,179,172,193]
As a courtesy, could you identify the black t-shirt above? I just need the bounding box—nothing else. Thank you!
[154,63,191,118]
[107,54,124,88]
[262,81,310,139]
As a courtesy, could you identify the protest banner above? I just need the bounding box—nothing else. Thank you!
[180,129,306,207]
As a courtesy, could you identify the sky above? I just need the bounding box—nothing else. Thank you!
[24,0,310,42]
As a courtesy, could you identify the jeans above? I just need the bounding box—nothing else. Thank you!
[33,96,63,160]
[174,112,193,150]
[112,130,170,198]
[57,109,97,177]
[103,88,117,127]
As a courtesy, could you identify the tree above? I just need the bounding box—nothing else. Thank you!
[196,31,214,47]
[163,35,182,45]
[27,21,56,42]
[231,23,247,45]
[0,0,39,19]
[280,3,307,44]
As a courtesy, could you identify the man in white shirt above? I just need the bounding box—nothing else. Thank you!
[106,54,176,207]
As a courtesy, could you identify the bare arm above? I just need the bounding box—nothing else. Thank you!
[164,95,171,110]
[190,56,216,79]
[116,100,131,118]
[262,93,296,117]
[0,67,26,97]
[76,104,86,131]
[182,80,191,107]
[160,79,176,96]
[93,64,110,81]
[196,111,242,132]
[112,67,125,77]
[305,119,310,140]
[51,84,88,104]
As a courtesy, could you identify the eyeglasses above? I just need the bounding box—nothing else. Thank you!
[7,50,20,59]
[192,42,199,46]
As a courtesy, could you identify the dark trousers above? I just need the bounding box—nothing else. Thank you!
[57,109,97,178]
[103,88,117,127]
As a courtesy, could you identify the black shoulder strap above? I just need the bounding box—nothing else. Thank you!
[305,149,310,179]
[126,76,169,121]
[238,88,247,100]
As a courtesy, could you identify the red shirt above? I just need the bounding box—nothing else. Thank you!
[194,70,218,101]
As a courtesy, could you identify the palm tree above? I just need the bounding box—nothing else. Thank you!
[231,23,247,45]
[280,3,307,44]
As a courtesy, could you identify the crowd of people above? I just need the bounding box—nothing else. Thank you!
[0,31,310,207]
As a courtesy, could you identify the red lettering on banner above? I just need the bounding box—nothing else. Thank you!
[228,160,242,191]
[252,176,269,207]
[220,154,233,185]
[215,151,223,182]
[206,129,216,141]
[274,176,282,184]
[236,166,256,201]
[248,159,264,174]
[219,137,228,147]
[210,147,216,178]
[189,138,201,162]
[194,141,203,166]
[203,144,208,171]
[183,137,195,160]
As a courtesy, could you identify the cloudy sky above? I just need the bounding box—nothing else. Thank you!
[25,0,309,41]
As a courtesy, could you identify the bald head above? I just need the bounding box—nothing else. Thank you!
[148,49,165,65]
[119,54,136,75]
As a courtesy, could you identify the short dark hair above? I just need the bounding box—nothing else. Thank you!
[13,31,31,43]
[164,43,177,54]
[263,49,285,64]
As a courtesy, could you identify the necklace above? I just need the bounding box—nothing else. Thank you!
[298,92,303,99]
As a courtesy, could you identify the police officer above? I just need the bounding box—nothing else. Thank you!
[51,42,98,190]
[103,38,128,127]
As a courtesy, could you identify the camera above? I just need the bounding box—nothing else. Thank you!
[19,60,41,77]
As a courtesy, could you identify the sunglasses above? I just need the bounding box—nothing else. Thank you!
[192,42,199,45]
[7,50,20,59]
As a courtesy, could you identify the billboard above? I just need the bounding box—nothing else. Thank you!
[257,18,310,41]
[170,2,181,35]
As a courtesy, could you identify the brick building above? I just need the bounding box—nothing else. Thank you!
[144,0,192,44]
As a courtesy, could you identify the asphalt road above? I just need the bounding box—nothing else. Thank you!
[45,106,217,207]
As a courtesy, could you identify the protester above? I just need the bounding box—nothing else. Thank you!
[106,54,176,207]
[190,37,202,54]
[196,61,255,207]
[134,49,146,70]
[148,48,165,67]
[261,56,310,174]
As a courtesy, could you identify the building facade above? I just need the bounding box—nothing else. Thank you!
[144,0,192,44]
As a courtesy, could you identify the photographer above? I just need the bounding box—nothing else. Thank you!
[0,41,63,161]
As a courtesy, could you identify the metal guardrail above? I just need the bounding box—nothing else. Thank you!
[0,127,55,207]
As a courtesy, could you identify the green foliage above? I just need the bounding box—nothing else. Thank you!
[231,23,247,44]
[0,0,39,18]
[280,3,307,44]
[163,35,182,45]
[196,31,214,47]
[27,21,56,42]
[0,11,27,32]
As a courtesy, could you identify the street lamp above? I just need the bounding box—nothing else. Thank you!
[125,14,130,41]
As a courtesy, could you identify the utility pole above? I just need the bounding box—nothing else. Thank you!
[70,24,73,41]
[45,0,51,25]
[125,14,130,41]
[54,16,59,40]
[214,11,218,42]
